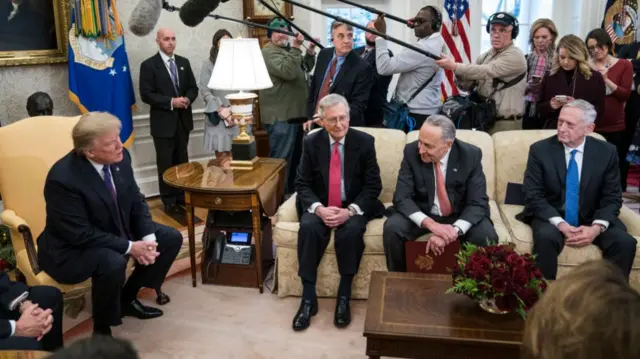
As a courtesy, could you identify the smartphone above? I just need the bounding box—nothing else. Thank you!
[554,95,568,102]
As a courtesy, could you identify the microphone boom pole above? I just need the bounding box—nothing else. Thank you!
[163,2,297,36]
[335,0,408,25]
[280,0,441,60]
[257,0,324,49]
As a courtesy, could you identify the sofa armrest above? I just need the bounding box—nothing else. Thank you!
[620,205,640,237]
[276,193,299,223]
[0,210,40,275]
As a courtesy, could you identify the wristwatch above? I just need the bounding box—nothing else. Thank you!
[595,224,606,234]
[453,225,463,237]
[347,206,356,217]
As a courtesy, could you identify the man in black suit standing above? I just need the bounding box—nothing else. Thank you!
[37,112,183,336]
[304,21,373,130]
[0,273,62,351]
[383,115,498,272]
[293,94,383,331]
[520,99,637,280]
[353,20,393,127]
[139,28,198,220]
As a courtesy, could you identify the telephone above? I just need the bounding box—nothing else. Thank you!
[212,231,253,265]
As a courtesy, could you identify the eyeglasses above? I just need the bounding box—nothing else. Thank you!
[323,117,349,126]
[490,28,512,35]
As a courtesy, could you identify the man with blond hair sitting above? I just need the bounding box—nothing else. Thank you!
[37,112,182,336]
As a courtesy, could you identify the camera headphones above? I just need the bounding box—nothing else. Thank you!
[486,12,519,39]
[266,17,292,39]
[425,6,443,31]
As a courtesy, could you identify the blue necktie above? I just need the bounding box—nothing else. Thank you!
[103,166,128,240]
[565,149,579,226]
[168,58,179,93]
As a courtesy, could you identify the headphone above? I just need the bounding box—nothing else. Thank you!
[486,12,519,39]
[425,5,442,31]
[266,17,292,39]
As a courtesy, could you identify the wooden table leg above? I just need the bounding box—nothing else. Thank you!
[251,195,263,293]
[185,192,197,287]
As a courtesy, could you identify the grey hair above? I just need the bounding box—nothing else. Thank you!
[72,112,121,155]
[423,115,456,141]
[330,20,353,33]
[563,99,597,125]
[318,94,350,119]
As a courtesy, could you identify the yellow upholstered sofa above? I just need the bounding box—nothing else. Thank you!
[273,128,511,298]
[492,130,640,290]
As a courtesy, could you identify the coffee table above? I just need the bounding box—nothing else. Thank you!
[364,271,524,359]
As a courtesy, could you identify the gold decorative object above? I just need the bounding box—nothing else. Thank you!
[0,0,71,67]
[478,299,511,315]
[415,254,434,271]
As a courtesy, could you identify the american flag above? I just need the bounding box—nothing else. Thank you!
[441,0,472,99]
[606,24,619,43]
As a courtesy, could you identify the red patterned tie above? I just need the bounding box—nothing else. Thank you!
[316,57,338,114]
[435,161,452,216]
[328,142,342,207]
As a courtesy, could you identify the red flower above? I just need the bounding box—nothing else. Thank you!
[516,288,539,309]
[495,294,519,311]
[506,253,526,268]
[491,277,507,293]
[511,267,529,289]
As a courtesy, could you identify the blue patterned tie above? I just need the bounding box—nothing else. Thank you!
[168,58,179,93]
[565,149,579,226]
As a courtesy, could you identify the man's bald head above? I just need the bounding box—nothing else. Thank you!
[156,28,176,56]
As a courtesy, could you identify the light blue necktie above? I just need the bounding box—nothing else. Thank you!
[565,149,579,226]
[168,58,179,93]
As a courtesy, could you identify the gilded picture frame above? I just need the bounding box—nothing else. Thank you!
[0,0,70,67]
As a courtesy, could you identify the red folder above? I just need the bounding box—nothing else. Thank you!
[405,240,461,274]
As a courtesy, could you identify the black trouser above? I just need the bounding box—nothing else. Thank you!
[382,213,498,272]
[408,113,429,132]
[598,130,628,191]
[297,212,368,284]
[522,101,543,129]
[41,224,182,330]
[622,96,640,191]
[153,125,190,206]
[531,218,637,280]
[0,286,63,351]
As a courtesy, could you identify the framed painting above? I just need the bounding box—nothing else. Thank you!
[0,0,70,67]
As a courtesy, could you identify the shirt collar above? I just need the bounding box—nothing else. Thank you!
[87,158,107,174]
[329,135,346,147]
[563,138,586,155]
[159,50,174,63]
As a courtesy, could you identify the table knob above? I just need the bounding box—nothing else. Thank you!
[214,197,222,205]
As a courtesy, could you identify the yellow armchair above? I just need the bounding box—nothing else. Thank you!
[0,116,92,299]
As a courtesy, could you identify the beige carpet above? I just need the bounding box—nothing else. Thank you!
[67,272,370,359]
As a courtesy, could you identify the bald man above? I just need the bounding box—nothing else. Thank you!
[140,28,198,223]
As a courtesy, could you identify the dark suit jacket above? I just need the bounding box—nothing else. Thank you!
[617,43,640,123]
[354,46,393,127]
[518,135,621,225]
[537,69,605,128]
[393,139,490,225]
[0,273,28,339]
[37,149,156,277]
[139,53,198,138]
[295,128,384,220]
[307,48,373,127]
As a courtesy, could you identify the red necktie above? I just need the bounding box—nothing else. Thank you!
[328,142,342,207]
[316,57,338,114]
[435,161,452,216]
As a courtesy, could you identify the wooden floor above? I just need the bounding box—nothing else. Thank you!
[146,197,209,231]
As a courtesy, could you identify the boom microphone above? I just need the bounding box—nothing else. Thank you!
[128,0,163,36]
[179,0,224,27]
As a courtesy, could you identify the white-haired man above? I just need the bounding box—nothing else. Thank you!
[293,94,384,331]
[519,99,637,280]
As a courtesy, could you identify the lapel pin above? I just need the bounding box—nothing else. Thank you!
[453,168,458,172]
[180,67,184,70]
[115,166,120,172]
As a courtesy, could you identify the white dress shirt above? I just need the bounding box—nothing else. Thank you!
[549,140,610,229]
[407,149,472,234]
[308,136,364,215]
[88,159,157,254]
[159,51,179,110]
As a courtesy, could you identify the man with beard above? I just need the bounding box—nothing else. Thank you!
[354,20,393,127]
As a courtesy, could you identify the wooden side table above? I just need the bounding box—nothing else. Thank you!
[163,158,286,292]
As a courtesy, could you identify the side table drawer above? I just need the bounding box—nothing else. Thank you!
[188,193,253,210]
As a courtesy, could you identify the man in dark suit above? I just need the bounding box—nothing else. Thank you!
[293,94,383,331]
[616,42,640,192]
[139,28,198,220]
[383,115,498,272]
[37,112,183,336]
[0,273,62,351]
[304,21,373,130]
[520,99,637,280]
[353,20,393,127]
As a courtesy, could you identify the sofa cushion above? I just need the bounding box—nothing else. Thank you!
[407,129,496,200]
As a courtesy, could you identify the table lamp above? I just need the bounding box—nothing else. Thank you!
[208,38,273,170]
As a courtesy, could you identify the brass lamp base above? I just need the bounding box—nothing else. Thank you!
[230,136,258,170]
[227,91,259,170]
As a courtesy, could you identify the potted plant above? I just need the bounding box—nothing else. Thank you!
[447,243,547,318]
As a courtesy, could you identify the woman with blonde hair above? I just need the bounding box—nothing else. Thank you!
[522,260,640,359]
[523,18,558,129]
[537,34,605,128]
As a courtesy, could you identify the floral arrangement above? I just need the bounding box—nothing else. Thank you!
[0,225,16,272]
[447,243,547,318]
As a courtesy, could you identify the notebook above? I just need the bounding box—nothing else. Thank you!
[405,240,461,274]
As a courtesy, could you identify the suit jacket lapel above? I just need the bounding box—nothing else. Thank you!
[579,138,594,207]
[78,157,120,225]
[552,137,567,186]
[330,52,355,92]
[421,158,435,209]
[315,51,331,100]
[316,131,330,191]
[343,130,359,197]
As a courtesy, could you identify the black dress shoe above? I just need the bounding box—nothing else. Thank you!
[156,290,171,305]
[292,298,318,331]
[334,296,351,328]
[121,299,163,319]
